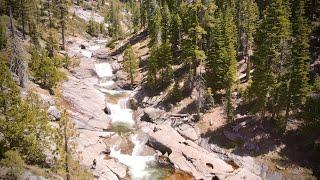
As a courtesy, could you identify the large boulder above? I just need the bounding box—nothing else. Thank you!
[210,144,282,180]
[140,107,165,123]
[145,124,261,180]
[48,106,61,121]
[176,123,199,141]
[104,106,111,115]
[111,61,122,73]
[94,49,111,60]
[105,159,127,179]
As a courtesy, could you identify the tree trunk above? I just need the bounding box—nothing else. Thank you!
[64,123,70,180]
[20,0,26,39]
[8,1,14,38]
[60,0,65,50]
[246,43,251,82]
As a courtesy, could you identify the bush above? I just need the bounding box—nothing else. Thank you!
[86,20,100,37]
[106,40,116,49]
[0,16,7,50]
[0,150,25,179]
[170,82,181,104]
[29,48,65,93]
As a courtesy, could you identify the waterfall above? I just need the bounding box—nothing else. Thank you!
[94,63,113,78]
[110,135,155,179]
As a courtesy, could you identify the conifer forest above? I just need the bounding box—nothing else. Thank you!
[0,0,319,179]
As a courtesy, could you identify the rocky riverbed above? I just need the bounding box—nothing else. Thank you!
[58,35,285,180]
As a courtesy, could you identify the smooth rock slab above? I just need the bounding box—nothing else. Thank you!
[145,124,234,179]
[145,124,262,180]
[176,123,199,141]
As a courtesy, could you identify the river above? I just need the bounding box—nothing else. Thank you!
[63,37,173,180]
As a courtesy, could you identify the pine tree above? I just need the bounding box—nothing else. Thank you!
[249,0,291,125]
[53,110,85,180]
[205,11,227,92]
[0,53,20,117]
[19,0,26,39]
[287,0,311,113]
[0,17,7,50]
[108,0,122,40]
[146,49,157,89]
[235,0,259,81]
[170,81,181,103]
[139,0,148,28]
[224,4,237,121]
[203,1,216,52]
[148,4,162,47]
[146,42,173,88]
[161,3,170,43]
[0,58,53,163]
[123,45,139,85]
[131,1,140,33]
[157,42,173,84]
[29,48,63,93]
[46,29,59,57]
[58,0,67,50]
[170,13,182,60]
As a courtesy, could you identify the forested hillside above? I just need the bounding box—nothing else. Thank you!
[0,0,319,179]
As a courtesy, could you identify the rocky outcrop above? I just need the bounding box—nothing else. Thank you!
[47,106,61,121]
[104,106,111,115]
[210,144,283,180]
[176,123,199,141]
[111,61,121,73]
[140,107,165,123]
[144,124,261,180]
[94,49,111,60]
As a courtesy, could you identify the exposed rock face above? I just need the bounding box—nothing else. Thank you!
[111,61,121,73]
[176,123,199,141]
[38,94,55,106]
[140,107,165,123]
[70,6,104,23]
[94,49,111,60]
[104,106,111,115]
[144,124,262,180]
[210,144,283,180]
[47,106,61,121]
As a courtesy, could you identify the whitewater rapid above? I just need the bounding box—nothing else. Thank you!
[93,52,156,180]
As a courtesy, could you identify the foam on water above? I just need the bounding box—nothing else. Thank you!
[97,80,115,88]
[81,50,92,58]
[88,45,101,51]
[94,63,113,78]
[107,98,135,126]
[110,135,155,179]
[89,47,158,179]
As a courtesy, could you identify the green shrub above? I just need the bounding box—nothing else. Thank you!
[170,82,181,103]
[29,48,65,93]
[0,150,25,179]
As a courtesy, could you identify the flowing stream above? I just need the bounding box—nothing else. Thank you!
[89,43,173,179]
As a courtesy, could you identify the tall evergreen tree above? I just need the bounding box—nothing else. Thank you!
[235,0,259,81]
[287,0,311,113]
[0,17,7,50]
[148,4,162,47]
[161,3,170,43]
[205,11,227,92]
[249,0,291,126]
[108,0,122,40]
[169,13,182,60]
[224,5,237,121]
[58,0,67,50]
[123,45,139,85]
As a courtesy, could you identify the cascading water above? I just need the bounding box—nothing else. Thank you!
[91,52,169,179]
[107,97,135,126]
[110,135,155,179]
